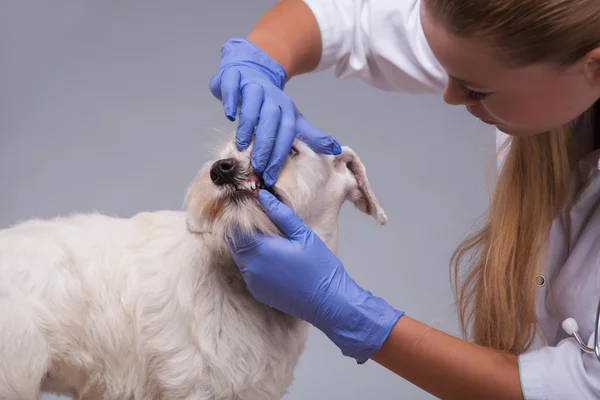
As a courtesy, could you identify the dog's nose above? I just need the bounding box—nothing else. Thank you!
[210,158,237,186]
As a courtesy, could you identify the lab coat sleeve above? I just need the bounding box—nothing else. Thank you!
[518,334,600,399]
[300,0,447,93]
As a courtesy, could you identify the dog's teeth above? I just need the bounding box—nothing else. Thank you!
[237,180,258,191]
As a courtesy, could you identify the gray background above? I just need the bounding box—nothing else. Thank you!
[1,1,495,399]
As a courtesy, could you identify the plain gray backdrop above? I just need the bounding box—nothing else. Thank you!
[2,1,496,399]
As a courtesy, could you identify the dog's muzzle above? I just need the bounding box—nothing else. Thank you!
[210,158,261,197]
[210,158,280,199]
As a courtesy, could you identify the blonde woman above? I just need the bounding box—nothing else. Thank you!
[209,0,600,398]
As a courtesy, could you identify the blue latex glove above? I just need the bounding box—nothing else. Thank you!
[228,190,404,364]
[209,37,342,186]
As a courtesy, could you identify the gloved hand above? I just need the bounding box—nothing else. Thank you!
[228,190,404,364]
[209,37,342,187]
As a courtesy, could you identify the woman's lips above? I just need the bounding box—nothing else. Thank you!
[467,106,497,125]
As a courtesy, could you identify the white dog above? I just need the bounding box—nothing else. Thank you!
[0,136,387,400]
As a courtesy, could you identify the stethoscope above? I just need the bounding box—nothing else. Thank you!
[561,296,600,362]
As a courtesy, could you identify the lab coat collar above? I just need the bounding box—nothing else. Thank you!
[570,100,600,173]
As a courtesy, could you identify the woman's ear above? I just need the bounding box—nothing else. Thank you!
[583,47,600,87]
[334,146,387,225]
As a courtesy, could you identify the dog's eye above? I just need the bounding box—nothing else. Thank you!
[289,146,299,157]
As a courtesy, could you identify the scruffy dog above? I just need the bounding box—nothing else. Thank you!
[0,136,387,400]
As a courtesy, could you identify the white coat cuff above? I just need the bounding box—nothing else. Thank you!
[300,0,347,73]
[517,334,600,400]
[518,349,547,400]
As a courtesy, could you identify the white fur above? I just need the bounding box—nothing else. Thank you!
[0,136,386,400]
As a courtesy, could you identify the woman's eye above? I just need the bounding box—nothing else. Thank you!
[290,146,299,157]
[460,85,488,101]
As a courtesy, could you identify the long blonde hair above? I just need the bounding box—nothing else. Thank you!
[426,0,600,354]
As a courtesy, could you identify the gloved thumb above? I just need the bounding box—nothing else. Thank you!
[295,112,342,156]
[258,190,311,240]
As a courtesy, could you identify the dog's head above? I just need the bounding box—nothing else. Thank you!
[185,137,386,246]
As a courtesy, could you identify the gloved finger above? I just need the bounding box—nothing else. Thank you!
[236,83,264,151]
[263,101,296,186]
[258,189,310,240]
[209,71,223,100]
[296,113,342,155]
[251,99,281,174]
[220,68,241,121]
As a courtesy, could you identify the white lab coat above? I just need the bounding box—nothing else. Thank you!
[299,0,600,398]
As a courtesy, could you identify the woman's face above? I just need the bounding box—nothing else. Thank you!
[420,3,600,136]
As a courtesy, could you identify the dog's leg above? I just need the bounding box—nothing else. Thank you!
[0,306,49,400]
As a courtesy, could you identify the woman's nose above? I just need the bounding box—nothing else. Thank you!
[442,80,479,106]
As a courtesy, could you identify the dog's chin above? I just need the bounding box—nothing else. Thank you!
[186,180,285,244]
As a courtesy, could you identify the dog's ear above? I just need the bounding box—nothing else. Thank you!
[335,146,387,225]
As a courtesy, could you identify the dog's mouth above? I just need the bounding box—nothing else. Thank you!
[209,158,281,201]
[235,174,261,196]
[233,174,280,200]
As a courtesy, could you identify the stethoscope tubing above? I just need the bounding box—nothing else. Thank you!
[562,296,600,361]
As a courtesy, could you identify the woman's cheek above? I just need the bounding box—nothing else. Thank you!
[483,98,540,128]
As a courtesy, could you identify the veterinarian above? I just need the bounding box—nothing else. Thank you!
[209,0,600,398]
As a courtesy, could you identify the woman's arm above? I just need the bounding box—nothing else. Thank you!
[245,0,323,79]
[209,0,448,183]
[228,191,525,399]
[243,0,448,92]
[372,316,524,400]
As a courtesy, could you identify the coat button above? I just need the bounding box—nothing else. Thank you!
[535,274,546,287]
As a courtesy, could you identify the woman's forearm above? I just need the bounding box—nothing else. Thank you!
[246,0,322,80]
[372,316,524,400]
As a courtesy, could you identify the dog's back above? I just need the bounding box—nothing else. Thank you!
[0,212,161,398]
[0,211,309,399]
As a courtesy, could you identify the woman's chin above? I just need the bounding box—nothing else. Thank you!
[494,124,546,137]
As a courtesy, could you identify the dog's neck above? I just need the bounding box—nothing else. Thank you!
[304,214,339,254]
[183,212,341,313]
[186,208,341,256]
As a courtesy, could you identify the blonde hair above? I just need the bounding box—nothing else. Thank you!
[425,0,600,355]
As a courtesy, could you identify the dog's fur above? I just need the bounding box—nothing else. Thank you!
[0,136,386,400]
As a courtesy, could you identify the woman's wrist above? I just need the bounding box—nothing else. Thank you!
[218,38,288,90]
[313,276,404,364]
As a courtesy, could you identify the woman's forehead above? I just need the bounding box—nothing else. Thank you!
[420,3,559,92]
